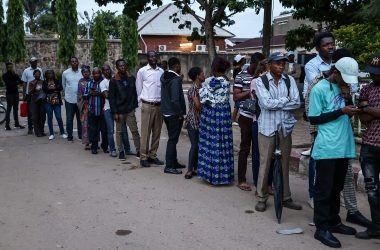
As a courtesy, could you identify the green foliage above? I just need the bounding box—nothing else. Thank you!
[35,11,57,35]
[285,24,315,51]
[359,0,380,26]
[0,0,7,61]
[7,0,26,63]
[22,0,51,33]
[332,24,380,67]
[78,11,121,39]
[56,0,77,65]
[91,14,108,67]
[119,15,138,70]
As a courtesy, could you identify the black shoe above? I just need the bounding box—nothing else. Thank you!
[125,151,135,156]
[283,199,302,210]
[355,229,380,239]
[140,160,150,168]
[15,124,25,129]
[119,151,126,161]
[136,151,140,158]
[28,129,33,135]
[5,126,11,130]
[346,211,372,228]
[314,229,341,248]
[67,137,73,142]
[148,157,164,165]
[330,223,356,235]
[175,162,186,169]
[91,149,98,154]
[103,149,109,154]
[164,167,182,174]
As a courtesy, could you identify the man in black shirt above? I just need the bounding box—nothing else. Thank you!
[2,62,24,130]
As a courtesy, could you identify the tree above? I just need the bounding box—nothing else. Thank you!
[0,0,7,61]
[119,15,139,70]
[95,0,261,63]
[91,14,108,67]
[78,11,121,39]
[22,0,51,33]
[35,11,57,35]
[7,0,26,63]
[56,0,77,65]
[261,0,271,57]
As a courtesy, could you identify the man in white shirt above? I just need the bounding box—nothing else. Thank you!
[136,51,164,168]
[21,57,43,134]
[62,56,82,141]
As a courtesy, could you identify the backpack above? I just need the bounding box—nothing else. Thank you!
[255,74,291,118]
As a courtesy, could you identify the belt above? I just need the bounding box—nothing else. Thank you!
[142,100,161,106]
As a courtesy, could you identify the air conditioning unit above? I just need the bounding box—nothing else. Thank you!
[196,45,207,52]
[215,46,220,52]
[158,45,167,52]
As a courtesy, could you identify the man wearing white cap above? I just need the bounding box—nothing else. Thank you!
[21,57,43,134]
[285,51,301,84]
[309,57,360,248]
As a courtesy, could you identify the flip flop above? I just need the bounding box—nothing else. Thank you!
[276,228,304,235]
[238,183,252,191]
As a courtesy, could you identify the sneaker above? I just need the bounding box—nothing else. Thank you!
[15,124,25,129]
[110,151,117,157]
[301,149,311,156]
[49,135,55,140]
[60,134,68,139]
[255,201,267,212]
[232,121,239,126]
[119,151,126,161]
[308,198,314,209]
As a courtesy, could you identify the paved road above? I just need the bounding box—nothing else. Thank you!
[0,106,378,250]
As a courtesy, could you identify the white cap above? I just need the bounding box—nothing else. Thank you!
[29,56,38,62]
[287,51,295,56]
[335,57,359,84]
[234,54,243,63]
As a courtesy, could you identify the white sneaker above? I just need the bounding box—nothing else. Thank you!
[301,149,311,156]
[49,135,55,140]
[232,122,239,126]
[61,134,68,139]
[308,198,314,209]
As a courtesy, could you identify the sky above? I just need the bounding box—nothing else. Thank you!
[2,0,288,38]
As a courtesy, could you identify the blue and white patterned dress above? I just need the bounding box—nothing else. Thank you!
[198,76,234,185]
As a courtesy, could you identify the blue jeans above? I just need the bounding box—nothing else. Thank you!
[26,94,33,130]
[309,157,316,199]
[45,103,65,135]
[104,110,130,153]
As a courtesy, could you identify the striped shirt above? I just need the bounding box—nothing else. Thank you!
[255,72,300,137]
[234,69,254,118]
[84,79,105,116]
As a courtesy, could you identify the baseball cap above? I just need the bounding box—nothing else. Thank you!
[334,57,359,84]
[29,57,37,62]
[365,52,380,75]
[234,54,243,63]
[268,52,288,62]
[287,51,295,57]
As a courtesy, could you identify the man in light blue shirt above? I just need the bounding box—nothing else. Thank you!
[62,56,82,141]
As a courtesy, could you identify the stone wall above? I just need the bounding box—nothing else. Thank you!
[4,38,235,82]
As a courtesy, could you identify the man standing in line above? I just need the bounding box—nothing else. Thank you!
[304,32,371,227]
[356,52,380,240]
[160,57,186,174]
[254,52,302,212]
[136,51,165,168]
[21,57,43,134]
[62,56,82,142]
[3,62,24,130]
[109,59,141,161]
[233,52,264,191]
[285,51,301,84]
[309,57,359,248]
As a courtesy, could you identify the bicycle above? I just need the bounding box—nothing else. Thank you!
[0,99,6,125]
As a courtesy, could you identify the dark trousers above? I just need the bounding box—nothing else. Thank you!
[314,158,349,230]
[187,125,199,172]
[360,144,380,230]
[32,100,46,136]
[26,94,33,130]
[5,94,19,127]
[163,115,183,167]
[238,115,252,183]
[88,113,108,151]
[65,101,81,140]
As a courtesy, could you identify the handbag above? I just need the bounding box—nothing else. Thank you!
[36,90,46,102]
[20,102,28,117]
[241,99,257,116]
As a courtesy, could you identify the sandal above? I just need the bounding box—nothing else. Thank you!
[184,171,193,179]
[238,183,252,191]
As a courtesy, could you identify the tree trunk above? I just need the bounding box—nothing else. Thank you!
[204,17,216,65]
[262,0,272,57]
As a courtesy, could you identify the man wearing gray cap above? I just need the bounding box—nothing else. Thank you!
[21,57,43,134]
[254,52,302,212]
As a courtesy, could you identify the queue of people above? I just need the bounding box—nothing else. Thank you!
[2,40,380,248]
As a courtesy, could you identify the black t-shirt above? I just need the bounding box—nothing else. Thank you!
[3,71,21,95]
[233,67,242,80]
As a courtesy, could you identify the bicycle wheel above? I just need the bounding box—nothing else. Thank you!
[0,95,6,110]
[0,105,6,125]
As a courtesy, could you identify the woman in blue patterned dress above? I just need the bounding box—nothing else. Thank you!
[198,57,234,185]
